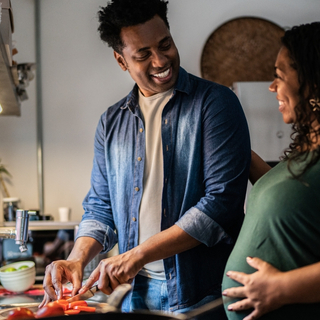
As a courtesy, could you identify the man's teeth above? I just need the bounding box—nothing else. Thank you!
[153,69,170,78]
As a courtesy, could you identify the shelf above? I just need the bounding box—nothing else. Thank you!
[0,221,80,231]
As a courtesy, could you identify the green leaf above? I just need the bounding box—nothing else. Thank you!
[0,159,12,177]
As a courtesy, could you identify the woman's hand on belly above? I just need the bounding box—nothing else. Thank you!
[222,257,284,320]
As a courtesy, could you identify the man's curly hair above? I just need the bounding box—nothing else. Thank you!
[280,22,320,178]
[98,0,169,54]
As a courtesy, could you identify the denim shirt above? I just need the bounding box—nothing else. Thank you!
[77,67,251,311]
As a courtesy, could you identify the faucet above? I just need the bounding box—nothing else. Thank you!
[0,210,35,252]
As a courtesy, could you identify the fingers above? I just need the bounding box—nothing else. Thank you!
[69,272,83,297]
[226,270,249,285]
[42,265,59,301]
[246,256,266,270]
[49,262,64,299]
[227,298,254,312]
[79,266,102,294]
[38,292,51,309]
[96,261,116,295]
[243,309,261,320]
[100,269,120,295]
[222,287,247,299]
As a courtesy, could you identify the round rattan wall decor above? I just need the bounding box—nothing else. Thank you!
[200,17,285,87]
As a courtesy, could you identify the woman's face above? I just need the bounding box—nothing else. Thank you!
[269,46,300,124]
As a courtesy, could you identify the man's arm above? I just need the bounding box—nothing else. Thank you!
[249,150,272,185]
[80,225,200,294]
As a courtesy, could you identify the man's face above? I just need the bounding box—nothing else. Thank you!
[114,15,180,97]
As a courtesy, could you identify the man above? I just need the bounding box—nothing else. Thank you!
[41,0,250,316]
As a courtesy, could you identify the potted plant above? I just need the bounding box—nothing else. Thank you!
[0,158,11,198]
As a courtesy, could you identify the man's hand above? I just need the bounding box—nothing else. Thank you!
[79,249,143,295]
[222,257,284,320]
[39,259,83,308]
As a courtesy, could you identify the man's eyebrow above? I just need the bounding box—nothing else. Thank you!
[159,36,171,45]
[136,36,171,53]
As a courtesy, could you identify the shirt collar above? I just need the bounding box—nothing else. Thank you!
[122,67,190,112]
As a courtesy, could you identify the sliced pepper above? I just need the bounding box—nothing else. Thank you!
[73,306,96,312]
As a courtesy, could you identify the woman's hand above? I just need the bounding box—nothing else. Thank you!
[222,257,284,320]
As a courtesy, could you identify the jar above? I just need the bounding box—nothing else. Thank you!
[3,197,20,221]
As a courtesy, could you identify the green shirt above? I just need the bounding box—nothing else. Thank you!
[222,157,320,320]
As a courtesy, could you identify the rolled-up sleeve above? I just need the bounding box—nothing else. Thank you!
[175,207,232,246]
[75,219,118,253]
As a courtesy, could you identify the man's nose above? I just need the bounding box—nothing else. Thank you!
[152,51,167,67]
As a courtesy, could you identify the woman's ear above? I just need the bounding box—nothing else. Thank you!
[114,51,128,71]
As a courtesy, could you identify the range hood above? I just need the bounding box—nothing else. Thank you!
[0,0,20,115]
[0,30,20,116]
[0,0,35,116]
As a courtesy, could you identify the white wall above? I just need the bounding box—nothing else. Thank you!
[1,0,319,221]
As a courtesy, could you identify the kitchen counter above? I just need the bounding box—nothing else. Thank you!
[0,284,44,308]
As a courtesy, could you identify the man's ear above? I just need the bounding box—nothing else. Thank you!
[114,51,127,71]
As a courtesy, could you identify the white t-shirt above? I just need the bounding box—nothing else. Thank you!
[138,88,173,280]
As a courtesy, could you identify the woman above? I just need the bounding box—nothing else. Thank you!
[222,22,320,320]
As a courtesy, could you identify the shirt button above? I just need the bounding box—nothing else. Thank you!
[135,187,139,192]
[165,177,167,183]
[132,217,136,222]
[164,208,166,217]
[139,128,143,133]
[137,157,142,161]
[166,145,169,151]
[165,119,168,125]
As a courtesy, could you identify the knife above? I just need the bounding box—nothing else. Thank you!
[66,285,99,303]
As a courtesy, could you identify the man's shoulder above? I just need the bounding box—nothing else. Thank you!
[181,68,235,97]
[100,92,132,120]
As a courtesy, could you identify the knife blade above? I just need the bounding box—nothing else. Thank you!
[66,285,99,303]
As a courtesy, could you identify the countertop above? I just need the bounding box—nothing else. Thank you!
[0,284,44,308]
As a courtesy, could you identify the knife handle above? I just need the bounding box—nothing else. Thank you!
[90,285,99,294]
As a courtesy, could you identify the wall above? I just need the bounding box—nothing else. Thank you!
[0,0,319,221]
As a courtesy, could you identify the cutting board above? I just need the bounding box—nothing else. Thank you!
[0,302,117,319]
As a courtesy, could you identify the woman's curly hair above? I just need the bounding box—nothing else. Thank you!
[97,0,169,54]
[280,22,320,178]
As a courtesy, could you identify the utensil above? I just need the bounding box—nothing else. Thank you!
[66,285,99,303]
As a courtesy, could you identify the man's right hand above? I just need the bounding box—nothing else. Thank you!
[39,259,83,308]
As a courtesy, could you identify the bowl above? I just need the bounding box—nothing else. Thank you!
[0,260,35,292]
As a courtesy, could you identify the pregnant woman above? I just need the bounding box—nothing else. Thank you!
[222,22,320,320]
